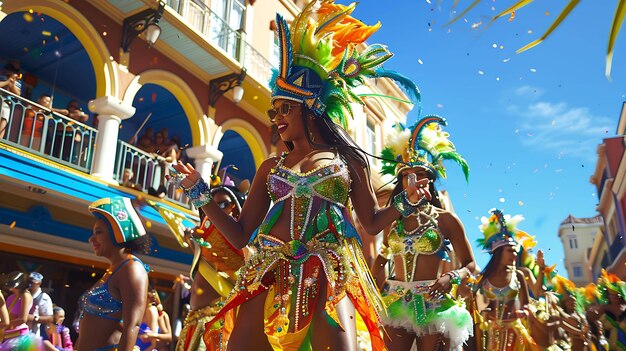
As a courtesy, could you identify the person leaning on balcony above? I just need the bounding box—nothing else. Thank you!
[21,94,66,151]
[50,100,89,163]
[0,62,22,139]
[75,197,152,351]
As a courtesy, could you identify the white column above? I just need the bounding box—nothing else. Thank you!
[88,96,136,183]
[186,144,224,180]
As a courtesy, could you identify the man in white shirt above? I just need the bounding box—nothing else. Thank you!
[28,271,53,336]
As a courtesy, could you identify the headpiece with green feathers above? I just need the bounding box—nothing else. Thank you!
[380,116,469,181]
[270,0,421,130]
[477,209,534,253]
[597,269,626,303]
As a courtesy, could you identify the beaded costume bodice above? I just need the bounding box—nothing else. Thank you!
[481,273,520,303]
[480,272,521,323]
[79,257,148,322]
[263,152,350,240]
[387,204,450,281]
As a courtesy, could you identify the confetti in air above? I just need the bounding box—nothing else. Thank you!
[418,58,423,65]
[10,221,16,228]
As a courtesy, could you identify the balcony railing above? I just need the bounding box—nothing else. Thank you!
[165,0,276,86]
[0,88,97,173]
[114,140,190,207]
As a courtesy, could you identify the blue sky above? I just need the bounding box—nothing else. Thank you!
[355,1,625,275]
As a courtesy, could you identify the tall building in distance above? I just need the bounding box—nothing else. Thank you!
[558,214,603,286]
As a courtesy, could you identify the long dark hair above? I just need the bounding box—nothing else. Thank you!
[474,246,505,292]
[283,108,370,174]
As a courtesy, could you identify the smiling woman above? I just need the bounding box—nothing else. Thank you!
[75,197,151,351]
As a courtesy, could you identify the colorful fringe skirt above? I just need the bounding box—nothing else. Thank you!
[381,279,473,351]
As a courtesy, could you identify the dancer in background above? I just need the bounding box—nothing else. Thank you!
[175,182,246,351]
[75,197,151,351]
[372,118,475,350]
[473,209,540,351]
[0,271,42,350]
[169,1,429,349]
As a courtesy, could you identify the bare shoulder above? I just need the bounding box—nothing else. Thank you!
[258,156,281,174]
[436,209,463,231]
[119,258,149,280]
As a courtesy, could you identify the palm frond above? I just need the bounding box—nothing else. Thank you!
[607,0,626,78]
[516,0,582,54]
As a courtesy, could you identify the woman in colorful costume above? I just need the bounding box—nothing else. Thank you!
[372,118,475,350]
[474,209,540,351]
[176,184,246,351]
[1,271,42,351]
[75,197,152,351]
[169,1,432,349]
[587,270,626,350]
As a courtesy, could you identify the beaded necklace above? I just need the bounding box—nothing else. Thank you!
[483,268,520,322]
[395,203,442,281]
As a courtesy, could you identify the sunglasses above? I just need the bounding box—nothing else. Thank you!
[267,103,298,122]
[216,200,232,209]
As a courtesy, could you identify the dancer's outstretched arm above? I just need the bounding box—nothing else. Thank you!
[346,157,430,235]
[172,158,276,249]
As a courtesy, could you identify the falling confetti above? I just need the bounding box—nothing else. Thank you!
[492,43,498,48]
[42,31,51,36]
[527,30,533,34]
[10,221,16,228]
[551,120,556,125]
[23,13,34,22]
[471,21,482,29]
[478,70,484,75]
[503,58,510,63]
[496,77,500,81]
[508,11,515,22]
[518,201,524,206]
[499,197,505,203]
[146,221,152,228]
[418,58,423,65]
[436,103,444,108]
[530,68,537,73]
[102,31,108,37]
[91,272,96,277]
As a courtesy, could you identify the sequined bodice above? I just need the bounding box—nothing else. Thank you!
[481,274,520,303]
[79,257,148,322]
[265,153,350,240]
[387,205,451,282]
[388,208,445,257]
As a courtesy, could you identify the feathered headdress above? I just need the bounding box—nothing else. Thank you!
[380,116,469,181]
[270,0,421,130]
[477,209,532,253]
[597,269,626,303]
